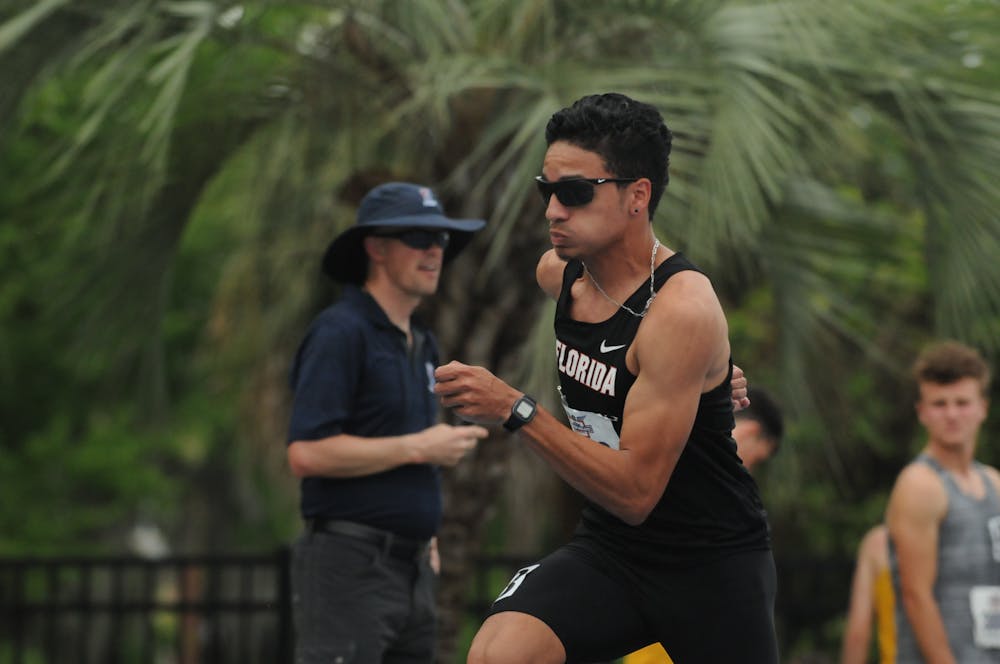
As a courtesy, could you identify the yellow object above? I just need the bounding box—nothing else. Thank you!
[874,567,896,664]
[622,643,673,664]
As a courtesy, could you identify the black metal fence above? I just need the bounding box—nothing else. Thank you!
[0,550,853,663]
[0,551,293,664]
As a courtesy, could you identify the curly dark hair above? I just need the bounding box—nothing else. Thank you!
[544,93,672,219]
[912,340,991,394]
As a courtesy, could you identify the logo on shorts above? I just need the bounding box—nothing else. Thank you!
[495,564,540,602]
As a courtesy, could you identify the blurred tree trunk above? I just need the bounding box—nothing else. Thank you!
[429,218,551,661]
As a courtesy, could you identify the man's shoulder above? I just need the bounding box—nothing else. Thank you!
[888,460,948,518]
[642,267,725,338]
[894,458,944,488]
[315,295,372,328]
[301,301,372,350]
[657,262,715,299]
[537,249,570,300]
[860,524,888,556]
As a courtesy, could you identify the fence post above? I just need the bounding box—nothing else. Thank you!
[276,547,294,662]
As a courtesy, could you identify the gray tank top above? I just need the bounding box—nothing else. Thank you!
[891,454,1000,662]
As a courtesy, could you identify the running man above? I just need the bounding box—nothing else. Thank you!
[435,93,777,663]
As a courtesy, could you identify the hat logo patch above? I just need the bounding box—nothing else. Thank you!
[419,187,439,208]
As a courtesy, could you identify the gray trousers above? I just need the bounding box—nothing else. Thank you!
[292,529,436,664]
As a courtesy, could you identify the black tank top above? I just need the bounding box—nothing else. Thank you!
[555,253,771,564]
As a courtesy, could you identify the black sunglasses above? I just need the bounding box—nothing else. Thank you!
[374,228,450,250]
[535,176,638,207]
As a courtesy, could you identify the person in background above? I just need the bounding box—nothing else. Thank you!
[886,340,998,663]
[285,182,489,663]
[840,524,895,664]
[733,387,783,472]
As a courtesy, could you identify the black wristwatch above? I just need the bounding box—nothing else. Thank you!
[503,394,537,432]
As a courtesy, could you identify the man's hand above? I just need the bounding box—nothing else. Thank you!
[415,423,488,466]
[732,364,750,411]
[434,361,522,426]
[429,537,440,575]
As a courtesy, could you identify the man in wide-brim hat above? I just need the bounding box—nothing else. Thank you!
[285,182,489,663]
[322,181,486,284]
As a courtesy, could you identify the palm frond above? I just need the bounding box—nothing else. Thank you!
[0,0,70,55]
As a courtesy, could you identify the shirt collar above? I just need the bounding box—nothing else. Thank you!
[343,285,426,337]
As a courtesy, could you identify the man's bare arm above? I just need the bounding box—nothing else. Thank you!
[287,423,487,478]
[887,464,954,664]
[840,526,885,664]
[435,272,728,524]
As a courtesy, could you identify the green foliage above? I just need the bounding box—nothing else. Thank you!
[1,0,1000,659]
[0,408,179,554]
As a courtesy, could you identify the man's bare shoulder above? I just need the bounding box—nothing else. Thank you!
[892,461,943,493]
[632,266,729,381]
[661,264,716,292]
[640,268,726,344]
[537,249,568,300]
[888,461,947,520]
[859,524,889,568]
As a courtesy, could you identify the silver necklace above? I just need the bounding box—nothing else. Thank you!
[583,238,660,318]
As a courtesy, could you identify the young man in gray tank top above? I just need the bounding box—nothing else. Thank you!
[886,340,999,663]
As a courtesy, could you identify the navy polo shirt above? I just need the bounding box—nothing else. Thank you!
[287,286,441,539]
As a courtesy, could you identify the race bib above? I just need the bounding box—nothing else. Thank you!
[970,585,1000,648]
[561,400,620,450]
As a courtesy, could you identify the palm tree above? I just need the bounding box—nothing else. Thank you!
[2,0,999,659]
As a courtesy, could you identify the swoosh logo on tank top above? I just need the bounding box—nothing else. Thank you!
[599,340,627,353]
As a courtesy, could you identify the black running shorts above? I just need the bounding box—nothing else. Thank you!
[488,539,778,663]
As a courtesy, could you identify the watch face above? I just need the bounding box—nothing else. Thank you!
[514,400,535,419]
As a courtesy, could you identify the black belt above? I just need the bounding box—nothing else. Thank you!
[307,519,428,561]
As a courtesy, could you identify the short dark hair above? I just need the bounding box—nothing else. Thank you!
[912,340,991,395]
[736,387,784,453]
[544,93,672,219]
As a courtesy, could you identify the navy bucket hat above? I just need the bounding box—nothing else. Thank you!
[322,182,486,284]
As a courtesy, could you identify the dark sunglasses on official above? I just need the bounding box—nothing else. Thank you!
[373,228,450,250]
[535,176,638,208]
